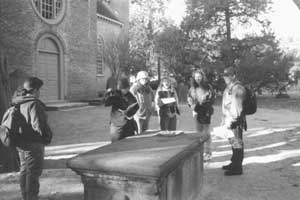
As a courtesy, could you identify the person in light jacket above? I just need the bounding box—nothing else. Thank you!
[221,67,247,176]
[130,71,154,134]
[187,69,215,161]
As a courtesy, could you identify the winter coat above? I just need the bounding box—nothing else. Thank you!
[187,82,215,124]
[105,90,139,136]
[11,95,52,146]
[155,87,179,118]
[130,82,154,119]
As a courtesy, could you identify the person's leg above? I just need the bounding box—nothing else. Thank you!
[168,116,177,131]
[141,110,151,132]
[160,115,169,131]
[18,150,27,200]
[26,144,45,200]
[203,124,212,160]
[225,127,244,176]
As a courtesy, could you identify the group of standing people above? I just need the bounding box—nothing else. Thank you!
[0,65,248,200]
[105,66,248,176]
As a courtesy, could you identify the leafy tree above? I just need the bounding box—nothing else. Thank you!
[103,37,129,79]
[129,0,170,73]
[183,0,272,66]
[232,33,295,92]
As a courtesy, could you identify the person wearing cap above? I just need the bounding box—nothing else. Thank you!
[155,77,180,131]
[12,77,52,200]
[104,78,139,142]
[130,71,154,134]
[221,67,247,176]
[187,69,215,161]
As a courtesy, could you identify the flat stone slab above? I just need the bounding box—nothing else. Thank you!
[67,132,204,179]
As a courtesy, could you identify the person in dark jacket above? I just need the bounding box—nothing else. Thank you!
[155,77,180,131]
[105,78,139,142]
[187,69,215,161]
[221,67,247,176]
[12,77,52,200]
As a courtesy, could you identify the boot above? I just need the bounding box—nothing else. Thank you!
[222,147,235,170]
[224,148,244,176]
[222,163,233,170]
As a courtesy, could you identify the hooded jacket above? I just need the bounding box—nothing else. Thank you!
[12,94,52,145]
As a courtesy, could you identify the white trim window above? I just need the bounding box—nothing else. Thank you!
[97,36,104,75]
[32,0,65,24]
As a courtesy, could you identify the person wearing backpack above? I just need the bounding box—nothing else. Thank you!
[12,77,52,200]
[221,67,247,176]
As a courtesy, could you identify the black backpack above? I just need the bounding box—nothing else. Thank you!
[230,83,257,115]
[0,104,25,147]
[242,87,257,115]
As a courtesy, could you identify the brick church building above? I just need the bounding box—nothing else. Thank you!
[0,0,129,102]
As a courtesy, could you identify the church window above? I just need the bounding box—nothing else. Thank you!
[97,36,105,75]
[32,0,65,24]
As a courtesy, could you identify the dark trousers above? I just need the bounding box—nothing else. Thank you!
[160,115,177,131]
[229,126,244,168]
[17,143,45,200]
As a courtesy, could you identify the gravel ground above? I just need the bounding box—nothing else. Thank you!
[1,96,300,200]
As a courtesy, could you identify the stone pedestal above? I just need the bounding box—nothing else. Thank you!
[67,132,206,200]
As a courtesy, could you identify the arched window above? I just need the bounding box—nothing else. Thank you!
[97,36,104,75]
[32,0,65,24]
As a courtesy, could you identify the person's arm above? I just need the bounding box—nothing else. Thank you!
[154,89,163,112]
[225,85,246,128]
[30,102,52,144]
[124,93,139,118]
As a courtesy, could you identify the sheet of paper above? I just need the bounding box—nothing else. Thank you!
[160,97,176,104]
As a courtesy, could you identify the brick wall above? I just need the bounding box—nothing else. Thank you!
[0,0,99,101]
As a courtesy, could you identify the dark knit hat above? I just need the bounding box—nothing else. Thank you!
[117,78,130,89]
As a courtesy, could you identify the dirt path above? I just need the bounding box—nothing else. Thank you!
[1,103,300,200]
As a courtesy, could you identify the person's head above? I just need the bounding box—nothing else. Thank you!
[193,69,206,85]
[117,78,130,94]
[136,71,149,86]
[23,77,43,97]
[160,77,172,90]
[223,67,237,85]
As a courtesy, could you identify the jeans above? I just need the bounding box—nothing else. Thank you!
[194,116,211,155]
[17,143,45,200]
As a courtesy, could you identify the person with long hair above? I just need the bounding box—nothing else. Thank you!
[187,69,215,161]
[155,77,180,131]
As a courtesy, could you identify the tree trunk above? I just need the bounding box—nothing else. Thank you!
[0,47,20,173]
[224,3,233,67]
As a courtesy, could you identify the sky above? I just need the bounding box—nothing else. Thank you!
[165,0,300,52]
